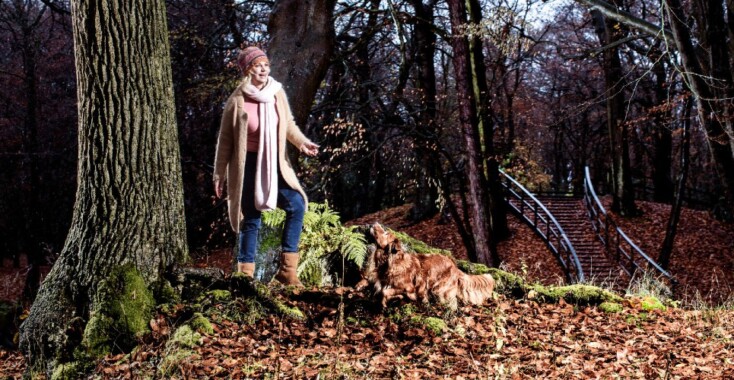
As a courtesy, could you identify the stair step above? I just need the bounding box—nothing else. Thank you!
[509,192,634,289]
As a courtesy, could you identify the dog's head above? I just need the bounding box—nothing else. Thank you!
[369,223,402,254]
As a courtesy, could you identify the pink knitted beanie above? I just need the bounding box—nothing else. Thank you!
[237,46,268,72]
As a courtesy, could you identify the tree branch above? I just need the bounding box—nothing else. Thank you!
[575,0,674,45]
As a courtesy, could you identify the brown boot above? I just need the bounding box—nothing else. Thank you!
[274,252,303,287]
[237,262,255,277]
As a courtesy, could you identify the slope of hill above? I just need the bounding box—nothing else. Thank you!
[3,278,733,378]
[602,198,734,305]
[349,199,734,306]
[347,204,568,287]
[1,200,733,378]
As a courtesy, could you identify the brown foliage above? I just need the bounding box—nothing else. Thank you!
[4,287,733,378]
[602,197,734,305]
[2,202,732,378]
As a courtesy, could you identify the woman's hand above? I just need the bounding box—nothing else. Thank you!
[300,141,320,157]
[214,178,225,199]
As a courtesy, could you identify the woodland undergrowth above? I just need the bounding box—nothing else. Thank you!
[1,202,733,379]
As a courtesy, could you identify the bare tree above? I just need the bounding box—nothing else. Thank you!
[467,0,509,244]
[447,0,496,265]
[659,97,693,269]
[576,0,734,217]
[590,1,639,215]
[0,0,47,299]
[407,0,441,221]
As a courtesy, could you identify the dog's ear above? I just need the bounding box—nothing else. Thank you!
[389,242,399,254]
[372,223,393,249]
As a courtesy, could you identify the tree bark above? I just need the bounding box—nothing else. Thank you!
[466,0,509,248]
[659,97,692,270]
[651,58,673,203]
[19,0,188,373]
[408,0,440,221]
[267,0,337,129]
[447,0,494,266]
[590,5,638,216]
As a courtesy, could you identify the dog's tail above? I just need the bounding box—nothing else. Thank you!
[458,273,495,305]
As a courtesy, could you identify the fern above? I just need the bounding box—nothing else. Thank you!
[262,208,286,229]
[339,226,367,267]
[258,202,367,286]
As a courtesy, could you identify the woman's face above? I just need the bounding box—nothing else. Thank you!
[248,57,271,88]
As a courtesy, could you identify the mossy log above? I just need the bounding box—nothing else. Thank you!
[169,266,228,300]
[168,267,306,320]
[229,273,305,320]
[457,260,623,306]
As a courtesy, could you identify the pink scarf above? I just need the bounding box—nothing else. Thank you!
[243,77,282,211]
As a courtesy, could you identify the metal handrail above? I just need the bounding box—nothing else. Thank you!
[499,170,585,283]
[583,166,676,290]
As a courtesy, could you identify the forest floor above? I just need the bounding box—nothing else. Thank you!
[1,197,733,378]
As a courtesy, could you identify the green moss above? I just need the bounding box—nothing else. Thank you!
[81,264,156,357]
[27,370,47,380]
[640,296,666,311]
[252,281,305,320]
[207,289,232,302]
[170,325,202,349]
[153,279,180,304]
[112,264,156,335]
[420,317,447,335]
[276,303,305,320]
[489,269,527,296]
[238,297,267,325]
[392,230,450,255]
[598,301,623,313]
[158,324,203,376]
[529,284,622,305]
[456,260,491,275]
[50,361,84,380]
[457,260,623,307]
[81,312,115,357]
[158,303,178,316]
[189,313,214,335]
[389,304,418,323]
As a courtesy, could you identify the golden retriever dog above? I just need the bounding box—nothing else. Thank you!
[361,223,495,309]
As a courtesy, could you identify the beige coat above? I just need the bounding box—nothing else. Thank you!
[213,82,310,232]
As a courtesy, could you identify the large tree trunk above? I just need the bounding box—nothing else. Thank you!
[267,0,336,129]
[447,0,494,266]
[408,0,440,221]
[590,5,638,216]
[19,0,188,374]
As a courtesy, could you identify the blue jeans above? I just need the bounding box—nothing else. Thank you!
[238,152,306,263]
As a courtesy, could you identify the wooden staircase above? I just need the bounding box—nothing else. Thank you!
[535,195,629,289]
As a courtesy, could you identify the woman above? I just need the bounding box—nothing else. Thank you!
[213,46,319,286]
